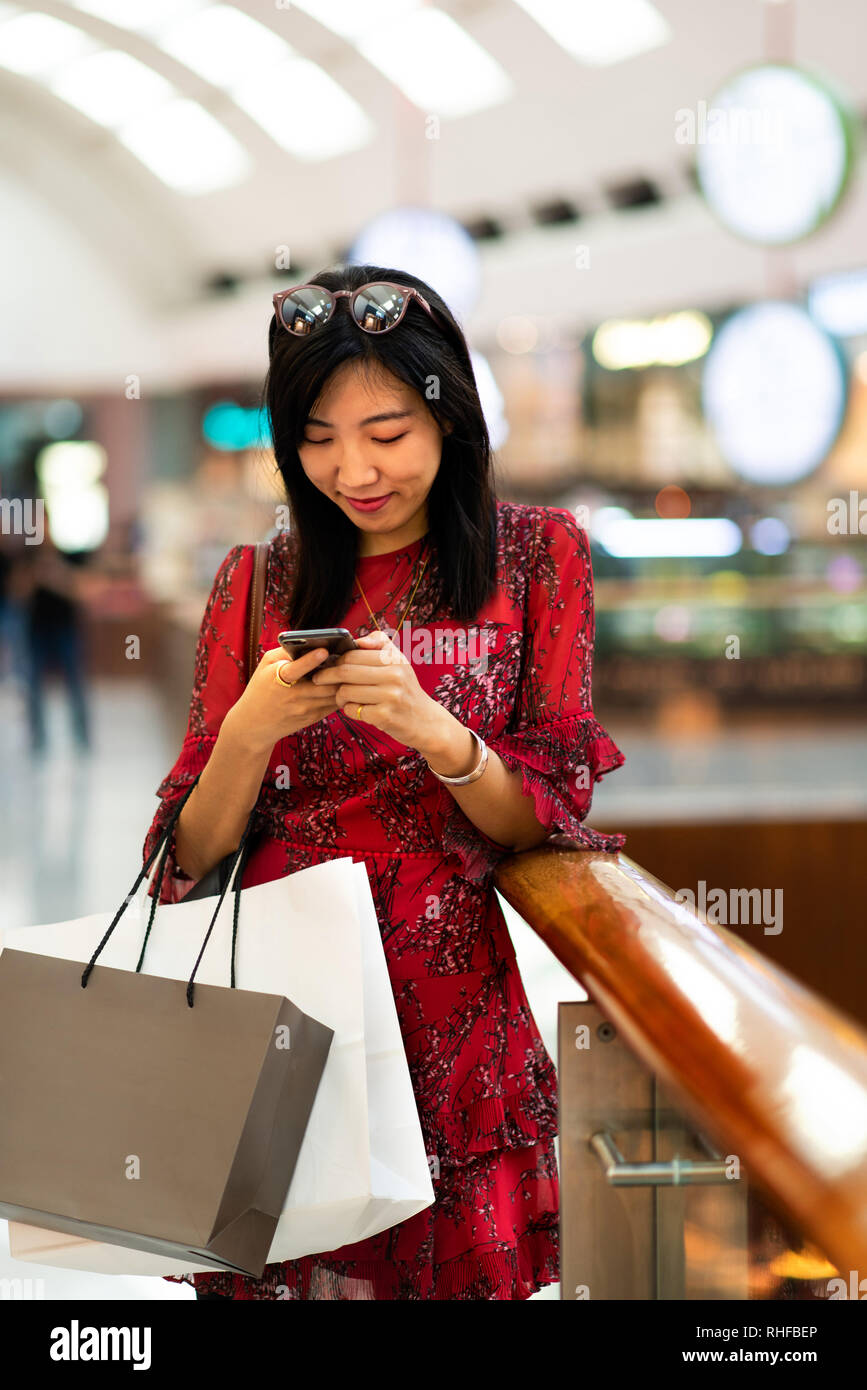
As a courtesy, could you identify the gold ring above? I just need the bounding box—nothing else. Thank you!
[275,661,296,688]
[356,704,364,719]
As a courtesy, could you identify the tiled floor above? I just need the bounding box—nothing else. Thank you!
[2,675,863,1301]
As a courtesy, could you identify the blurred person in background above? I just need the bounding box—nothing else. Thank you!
[15,530,91,754]
[0,536,23,684]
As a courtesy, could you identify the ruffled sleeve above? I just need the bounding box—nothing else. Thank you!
[142,543,255,905]
[438,507,625,883]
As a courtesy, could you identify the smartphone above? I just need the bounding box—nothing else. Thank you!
[277,628,358,678]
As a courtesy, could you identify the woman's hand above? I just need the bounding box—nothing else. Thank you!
[310,630,449,752]
[223,645,338,756]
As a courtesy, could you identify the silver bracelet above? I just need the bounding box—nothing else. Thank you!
[426,728,489,785]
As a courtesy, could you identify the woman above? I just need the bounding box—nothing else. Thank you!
[143,265,626,1300]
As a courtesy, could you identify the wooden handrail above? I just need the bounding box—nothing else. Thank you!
[494,839,867,1276]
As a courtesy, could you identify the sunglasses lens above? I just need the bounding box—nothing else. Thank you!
[351,283,407,333]
[278,287,333,335]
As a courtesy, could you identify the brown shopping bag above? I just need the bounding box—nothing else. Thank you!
[0,780,334,1280]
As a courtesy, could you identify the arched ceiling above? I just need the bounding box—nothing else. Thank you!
[2,0,867,387]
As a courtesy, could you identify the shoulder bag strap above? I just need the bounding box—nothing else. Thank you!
[246,538,270,683]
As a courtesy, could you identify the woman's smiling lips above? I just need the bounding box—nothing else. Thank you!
[345,494,393,512]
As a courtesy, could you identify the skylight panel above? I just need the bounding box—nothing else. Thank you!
[0,11,97,76]
[513,0,671,66]
[117,96,251,192]
[232,56,373,159]
[49,49,174,127]
[357,8,512,117]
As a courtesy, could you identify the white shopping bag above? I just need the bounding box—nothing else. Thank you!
[4,853,434,1276]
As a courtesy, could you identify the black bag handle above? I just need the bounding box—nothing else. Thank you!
[80,771,259,1007]
[134,773,259,995]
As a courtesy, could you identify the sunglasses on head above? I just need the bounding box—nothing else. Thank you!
[272,280,440,337]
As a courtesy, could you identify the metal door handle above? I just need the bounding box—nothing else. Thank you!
[589,1130,738,1186]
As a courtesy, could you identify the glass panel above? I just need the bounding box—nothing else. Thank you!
[654,1078,841,1301]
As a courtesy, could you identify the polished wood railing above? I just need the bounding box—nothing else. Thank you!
[494,839,867,1277]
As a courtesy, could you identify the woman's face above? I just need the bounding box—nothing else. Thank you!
[298,360,446,551]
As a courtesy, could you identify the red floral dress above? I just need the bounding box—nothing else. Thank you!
[143,500,625,1300]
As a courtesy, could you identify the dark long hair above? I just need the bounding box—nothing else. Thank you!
[260,263,499,628]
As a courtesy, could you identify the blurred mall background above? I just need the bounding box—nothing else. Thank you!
[1,0,866,1299]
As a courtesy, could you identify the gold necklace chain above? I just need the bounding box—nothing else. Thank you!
[355,542,429,634]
